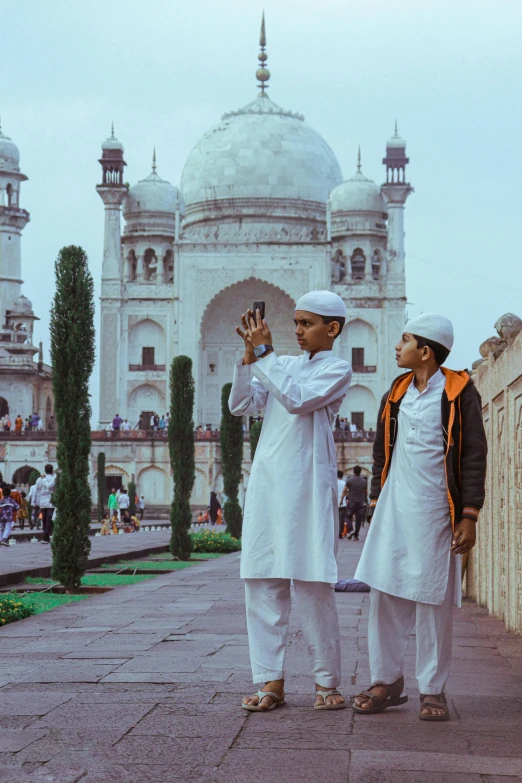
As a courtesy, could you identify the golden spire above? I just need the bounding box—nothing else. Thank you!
[256,11,270,93]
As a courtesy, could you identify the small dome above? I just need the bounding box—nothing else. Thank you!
[386,134,406,149]
[180,93,342,220]
[101,126,124,153]
[102,136,124,153]
[0,128,21,172]
[123,171,184,217]
[330,168,387,214]
[10,295,34,315]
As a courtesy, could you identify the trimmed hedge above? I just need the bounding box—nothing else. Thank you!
[190,530,241,554]
[0,594,36,626]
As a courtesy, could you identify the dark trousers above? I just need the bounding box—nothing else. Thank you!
[41,508,54,542]
[139,508,144,520]
[339,507,351,537]
[346,501,365,539]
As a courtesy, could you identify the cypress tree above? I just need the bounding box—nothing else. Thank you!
[249,420,263,462]
[50,245,95,591]
[128,481,137,516]
[168,355,195,560]
[96,452,106,522]
[220,383,243,539]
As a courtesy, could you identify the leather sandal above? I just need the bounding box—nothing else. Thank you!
[242,690,285,712]
[314,688,346,711]
[419,693,450,722]
[352,676,408,714]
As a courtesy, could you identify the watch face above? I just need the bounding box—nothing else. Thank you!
[254,345,264,357]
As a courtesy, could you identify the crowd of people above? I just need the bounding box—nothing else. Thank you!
[0,463,56,545]
[0,412,55,432]
[109,413,170,432]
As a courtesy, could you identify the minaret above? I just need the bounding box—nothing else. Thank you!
[0,119,30,330]
[380,122,413,282]
[96,126,127,427]
[96,125,127,281]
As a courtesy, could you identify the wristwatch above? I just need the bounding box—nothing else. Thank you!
[254,344,273,359]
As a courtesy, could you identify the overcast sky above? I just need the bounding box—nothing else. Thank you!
[2,0,521,423]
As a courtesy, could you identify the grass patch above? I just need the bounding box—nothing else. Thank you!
[26,574,156,587]
[19,593,88,615]
[103,560,195,571]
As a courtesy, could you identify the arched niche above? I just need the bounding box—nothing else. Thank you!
[12,464,39,486]
[143,248,157,282]
[190,467,209,507]
[351,248,366,280]
[127,384,165,429]
[199,277,298,427]
[339,384,378,431]
[137,465,168,505]
[128,319,166,368]
[126,250,137,282]
[340,318,378,369]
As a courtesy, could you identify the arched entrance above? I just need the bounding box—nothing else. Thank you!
[0,397,9,417]
[199,278,299,427]
[12,464,39,486]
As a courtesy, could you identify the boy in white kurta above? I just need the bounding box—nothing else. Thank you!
[229,290,352,711]
[354,314,487,721]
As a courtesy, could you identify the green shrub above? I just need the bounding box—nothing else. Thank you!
[190,529,241,554]
[0,594,36,626]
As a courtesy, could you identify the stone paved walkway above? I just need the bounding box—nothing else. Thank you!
[0,534,521,782]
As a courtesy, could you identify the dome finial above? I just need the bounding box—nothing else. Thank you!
[256,11,271,93]
[111,122,115,139]
[152,145,157,174]
[394,119,399,137]
[357,145,362,172]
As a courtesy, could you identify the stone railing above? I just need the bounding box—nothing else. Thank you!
[467,312,522,634]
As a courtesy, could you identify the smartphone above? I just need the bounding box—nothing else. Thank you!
[253,301,266,321]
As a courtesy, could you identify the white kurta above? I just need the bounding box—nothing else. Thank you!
[355,369,462,606]
[229,350,352,583]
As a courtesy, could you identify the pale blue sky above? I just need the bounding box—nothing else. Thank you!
[2,0,521,422]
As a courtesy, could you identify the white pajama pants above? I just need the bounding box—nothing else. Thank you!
[244,578,341,687]
[368,557,456,695]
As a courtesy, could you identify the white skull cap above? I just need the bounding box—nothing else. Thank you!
[404,312,454,351]
[295,290,347,319]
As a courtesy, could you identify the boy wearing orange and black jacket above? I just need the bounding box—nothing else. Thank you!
[353,313,487,722]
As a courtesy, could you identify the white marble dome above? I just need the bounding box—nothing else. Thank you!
[0,129,21,172]
[123,171,184,217]
[101,136,124,153]
[180,94,342,214]
[10,295,34,314]
[330,168,387,214]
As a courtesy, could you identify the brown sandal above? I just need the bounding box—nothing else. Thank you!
[352,676,408,714]
[419,693,450,722]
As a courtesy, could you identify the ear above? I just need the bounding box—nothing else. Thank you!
[328,320,340,338]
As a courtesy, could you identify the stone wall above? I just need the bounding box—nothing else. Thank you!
[467,315,522,634]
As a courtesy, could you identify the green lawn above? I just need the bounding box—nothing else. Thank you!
[18,593,89,614]
[25,573,157,587]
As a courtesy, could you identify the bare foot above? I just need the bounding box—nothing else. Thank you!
[353,684,389,711]
[315,685,345,708]
[242,679,285,710]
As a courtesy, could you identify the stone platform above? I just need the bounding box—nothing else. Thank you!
[0,530,170,587]
[0,534,521,782]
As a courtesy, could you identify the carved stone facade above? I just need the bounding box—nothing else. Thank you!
[467,322,522,634]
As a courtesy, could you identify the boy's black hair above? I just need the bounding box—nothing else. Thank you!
[412,334,450,366]
[321,315,345,338]
[2,487,11,497]
[353,465,362,475]
[337,469,344,479]
[21,491,26,498]
[44,464,53,474]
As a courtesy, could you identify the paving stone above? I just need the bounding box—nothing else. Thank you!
[349,751,522,777]
[0,730,48,752]
[0,691,74,716]
[131,710,246,737]
[31,701,155,730]
[215,749,350,783]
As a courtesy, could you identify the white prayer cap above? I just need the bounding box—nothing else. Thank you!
[404,312,454,351]
[295,290,347,319]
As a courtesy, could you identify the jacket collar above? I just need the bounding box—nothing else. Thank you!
[387,367,471,405]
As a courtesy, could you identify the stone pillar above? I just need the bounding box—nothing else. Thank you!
[156,252,165,284]
[136,253,145,281]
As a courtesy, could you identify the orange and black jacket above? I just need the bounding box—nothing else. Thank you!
[369,368,487,530]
